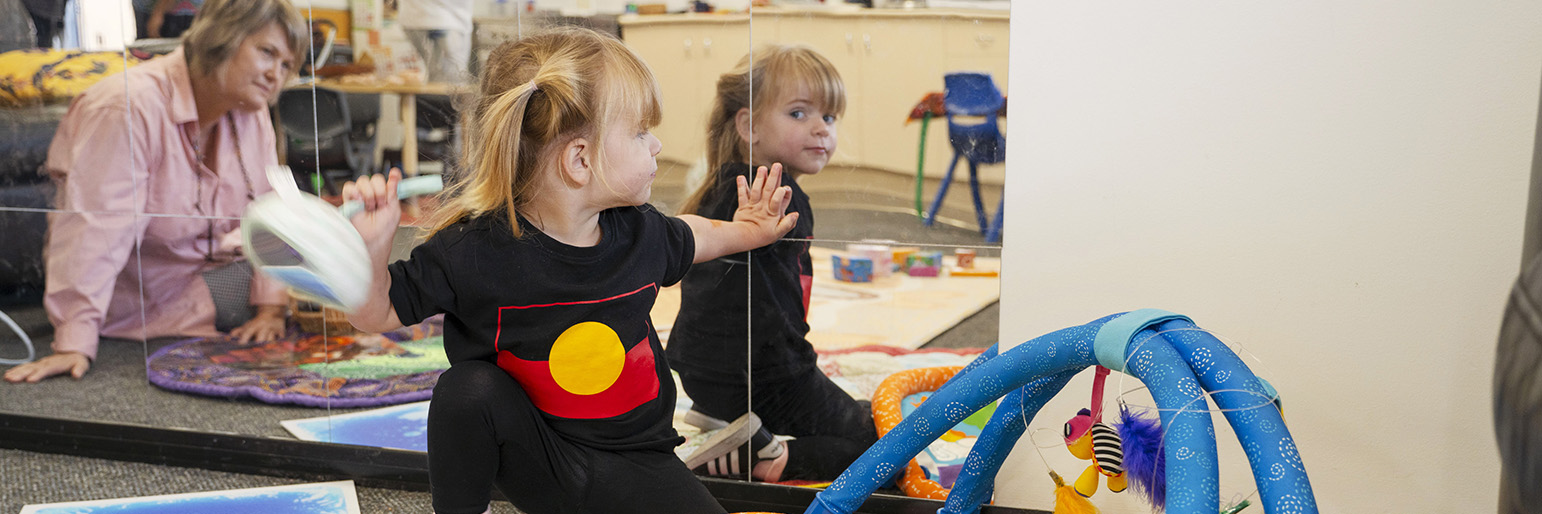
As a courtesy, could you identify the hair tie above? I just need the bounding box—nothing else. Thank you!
[527,80,539,92]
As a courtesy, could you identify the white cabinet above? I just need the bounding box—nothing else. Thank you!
[620,14,751,165]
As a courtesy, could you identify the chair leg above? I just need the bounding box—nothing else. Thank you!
[986,196,1004,243]
[967,160,987,234]
[926,152,964,227]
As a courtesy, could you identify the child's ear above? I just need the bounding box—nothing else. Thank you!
[734,107,755,145]
[558,136,593,188]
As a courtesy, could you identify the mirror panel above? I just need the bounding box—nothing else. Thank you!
[0,2,1016,507]
[617,5,755,463]
[731,2,1009,486]
[0,2,157,426]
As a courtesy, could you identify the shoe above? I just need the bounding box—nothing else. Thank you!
[682,412,761,472]
[683,408,784,460]
[691,438,790,482]
[683,408,730,431]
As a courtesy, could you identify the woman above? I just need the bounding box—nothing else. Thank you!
[4,0,307,383]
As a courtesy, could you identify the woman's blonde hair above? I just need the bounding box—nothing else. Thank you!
[425,26,663,238]
[181,0,306,77]
[679,44,844,215]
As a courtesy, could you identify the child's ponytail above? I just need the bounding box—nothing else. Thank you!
[466,82,540,231]
[423,27,662,238]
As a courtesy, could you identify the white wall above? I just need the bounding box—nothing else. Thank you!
[995,2,1541,513]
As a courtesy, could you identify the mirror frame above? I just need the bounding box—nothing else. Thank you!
[0,3,1021,513]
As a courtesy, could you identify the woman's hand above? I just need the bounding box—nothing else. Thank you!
[229,305,286,343]
[4,352,91,383]
[342,169,404,258]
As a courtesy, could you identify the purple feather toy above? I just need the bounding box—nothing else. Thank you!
[1118,404,1167,509]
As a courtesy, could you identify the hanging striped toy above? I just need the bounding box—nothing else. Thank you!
[1063,366,1128,497]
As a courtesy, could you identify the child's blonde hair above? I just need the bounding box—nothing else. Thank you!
[427,27,663,237]
[680,44,844,216]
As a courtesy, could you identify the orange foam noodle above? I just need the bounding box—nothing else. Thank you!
[871,365,964,500]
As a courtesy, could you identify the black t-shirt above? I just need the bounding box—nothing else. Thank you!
[388,205,695,451]
[667,163,816,382]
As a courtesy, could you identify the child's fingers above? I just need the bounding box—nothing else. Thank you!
[356,175,374,211]
[765,163,783,191]
[367,173,388,211]
[758,164,783,203]
[385,168,402,201]
[765,184,791,215]
[775,211,800,236]
[748,166,768,202]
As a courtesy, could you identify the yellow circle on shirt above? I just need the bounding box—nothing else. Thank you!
[549,322,625,395]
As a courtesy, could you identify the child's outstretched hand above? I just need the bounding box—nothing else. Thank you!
[342,169,403,256]
[732,163,799,246]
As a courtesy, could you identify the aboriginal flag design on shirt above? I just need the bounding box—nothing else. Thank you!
[493,283,661,420]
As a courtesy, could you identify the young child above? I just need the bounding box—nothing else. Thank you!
[342,28,799,514]
[668,45,875,483]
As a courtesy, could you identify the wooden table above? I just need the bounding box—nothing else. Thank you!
[287,80,457,177]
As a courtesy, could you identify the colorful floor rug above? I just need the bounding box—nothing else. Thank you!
[146,317,447,408]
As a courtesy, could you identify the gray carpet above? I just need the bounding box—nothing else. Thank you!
[0,448,523,513]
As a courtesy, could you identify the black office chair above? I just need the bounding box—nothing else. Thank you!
[415,93,459,166]
[345,92,380,174]
[277,87,360,193]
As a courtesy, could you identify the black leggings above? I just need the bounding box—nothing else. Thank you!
[428,360,725,514]
[679,365,878,481]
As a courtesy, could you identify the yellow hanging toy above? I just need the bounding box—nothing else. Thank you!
[1062,366,1127,497]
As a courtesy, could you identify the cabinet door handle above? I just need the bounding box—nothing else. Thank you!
[863,33,872,52]
[683,38,692,55]
[703,37,712,55]
[977,34,995,45]
[845,32,854,50]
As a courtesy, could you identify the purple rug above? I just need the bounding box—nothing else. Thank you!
[146,317,446,408]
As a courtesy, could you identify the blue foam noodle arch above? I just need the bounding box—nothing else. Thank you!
[1122,324,1221,513]
[804,319,1109,514]
[940,369,1079,514]
[805,314,1218,514]
[1156,320,1317,513]
[804,312,1317,514]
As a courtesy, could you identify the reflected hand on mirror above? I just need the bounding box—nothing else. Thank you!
[733,163,799,246]
[230,305,286,344]
[3,352,91,383]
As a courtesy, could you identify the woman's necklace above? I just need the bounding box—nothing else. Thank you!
[191,112,257,262]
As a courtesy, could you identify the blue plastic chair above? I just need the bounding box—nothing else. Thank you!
[925,72,1006,242]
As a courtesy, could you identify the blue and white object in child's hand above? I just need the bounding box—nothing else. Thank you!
[242,166,443,312]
